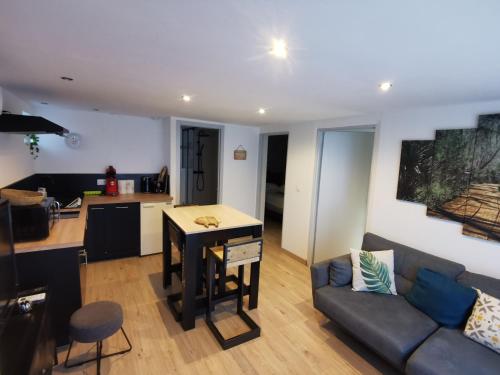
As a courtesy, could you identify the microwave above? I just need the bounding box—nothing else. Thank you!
[10,198,59,242]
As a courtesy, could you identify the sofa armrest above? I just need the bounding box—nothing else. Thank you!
[310,259,332,290]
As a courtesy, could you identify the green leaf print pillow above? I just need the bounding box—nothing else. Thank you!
[350,249,397,295]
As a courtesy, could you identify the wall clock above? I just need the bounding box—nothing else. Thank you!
[65,132,82,149]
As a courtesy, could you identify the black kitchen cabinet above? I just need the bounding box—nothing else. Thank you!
[16,248,82,347]
[85,205,107,260]
[0,292,56,375]
[85,203,140,261]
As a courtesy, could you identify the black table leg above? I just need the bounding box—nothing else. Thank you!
[163,214,172,289]
[249,224,262,309]
[249,261,260,309]
[181,235,200,331]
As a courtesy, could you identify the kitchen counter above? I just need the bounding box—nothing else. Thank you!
[14,193,173,253]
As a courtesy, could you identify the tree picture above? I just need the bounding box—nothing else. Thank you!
[396,113,500,243]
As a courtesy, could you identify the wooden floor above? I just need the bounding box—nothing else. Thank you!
[53,219,395,375]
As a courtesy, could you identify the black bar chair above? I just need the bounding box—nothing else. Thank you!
[206,238,263,350]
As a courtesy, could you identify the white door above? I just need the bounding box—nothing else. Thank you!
[140,202,170,256]
[313,131,374,263]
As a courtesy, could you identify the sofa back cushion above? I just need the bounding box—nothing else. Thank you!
[458,271,500,299]
[361,233,466,295]
[406,268,477,327]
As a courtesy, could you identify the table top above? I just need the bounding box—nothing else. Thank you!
[163,204,262,234]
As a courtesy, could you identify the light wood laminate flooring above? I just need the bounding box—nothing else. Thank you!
[53,221,395,374]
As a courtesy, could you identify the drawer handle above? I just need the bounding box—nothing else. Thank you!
[90,207,104,210]
[142,205,154,208]
[116,206,129,209]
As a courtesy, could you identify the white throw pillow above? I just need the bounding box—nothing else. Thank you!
[464,289,500,354]
[351,248,397,295]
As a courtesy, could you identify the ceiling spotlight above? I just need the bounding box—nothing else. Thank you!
[258,108,266,115]
[181,95,192,103]
[269,38,288,59]
[60,76,74,81]
[379,81,392,92]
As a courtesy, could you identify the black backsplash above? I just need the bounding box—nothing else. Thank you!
[5,173,170,207]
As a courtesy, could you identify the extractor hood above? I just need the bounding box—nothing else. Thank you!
[0,114,69,136]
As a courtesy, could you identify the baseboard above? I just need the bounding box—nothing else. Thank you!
[280,247,307,265]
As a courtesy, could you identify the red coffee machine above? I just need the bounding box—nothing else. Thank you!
[105,165,118,196]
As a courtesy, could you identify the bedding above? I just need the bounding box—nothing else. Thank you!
[265,183,284,214]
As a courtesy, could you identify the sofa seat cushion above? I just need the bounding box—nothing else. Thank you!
[314,285,438,370]
[406,328,500,375]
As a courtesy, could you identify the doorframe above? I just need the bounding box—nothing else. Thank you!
[176,120,224,205]
[308,125,377,265]
[256,132,289,240]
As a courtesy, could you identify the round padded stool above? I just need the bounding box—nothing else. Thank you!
[64,301,132,375]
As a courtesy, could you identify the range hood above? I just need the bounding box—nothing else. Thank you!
[0,114,69,136]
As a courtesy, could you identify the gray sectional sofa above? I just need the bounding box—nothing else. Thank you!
[310,233,500,374]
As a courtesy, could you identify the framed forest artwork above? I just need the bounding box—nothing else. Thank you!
[396,113,500,243]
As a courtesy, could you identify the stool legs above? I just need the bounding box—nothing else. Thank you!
[96,340,102,375]
[205,252,261,350]
[64,326,132,375]
[237,265,244,313]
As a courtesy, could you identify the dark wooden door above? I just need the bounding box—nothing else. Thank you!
[85,205,108,261]
[106,203,140,258]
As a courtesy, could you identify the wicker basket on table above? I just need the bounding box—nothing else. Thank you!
[0,189,44,206]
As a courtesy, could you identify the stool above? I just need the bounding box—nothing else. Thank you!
[64,301,132,375]
[206,238,263,350]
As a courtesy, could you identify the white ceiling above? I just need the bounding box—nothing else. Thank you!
[1,1,500,126]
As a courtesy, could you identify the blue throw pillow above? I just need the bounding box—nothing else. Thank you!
[406,268,476,328]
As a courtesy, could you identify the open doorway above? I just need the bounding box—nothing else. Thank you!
[179,126,220,205]
[312,128,375,263]
[261,134,288,247]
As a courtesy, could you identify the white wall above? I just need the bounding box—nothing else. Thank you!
[367,101,500,278]
[34,106,169,174]
[0,87,36,187]
[262,115,380,262]
[265,101,500,278]
[169,117,260,216]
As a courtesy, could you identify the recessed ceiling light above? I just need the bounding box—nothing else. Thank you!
[269,38,288,59]
[60,76,74,81]
[40,102,48,105]
[379,81,392,92]
[181,95,192,103]
[258,108,266,115]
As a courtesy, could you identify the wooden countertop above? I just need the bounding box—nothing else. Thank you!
[163,204,262,235]
[14,193,173,253]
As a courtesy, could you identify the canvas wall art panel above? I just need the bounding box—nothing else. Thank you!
[426,128,476,222]
[396,140,433,204]
[396,113,500,243]
[462,114,500,241]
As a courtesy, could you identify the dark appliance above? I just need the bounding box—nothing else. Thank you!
[10,198,57,242]
[0,199,18,325]
[105,165,118,196]
[0,113,69,136]
[141,176,153,193]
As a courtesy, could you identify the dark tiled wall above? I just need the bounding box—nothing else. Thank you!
[4,173,169,206]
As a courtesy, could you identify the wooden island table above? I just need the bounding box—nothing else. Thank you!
[162,204,263,331]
